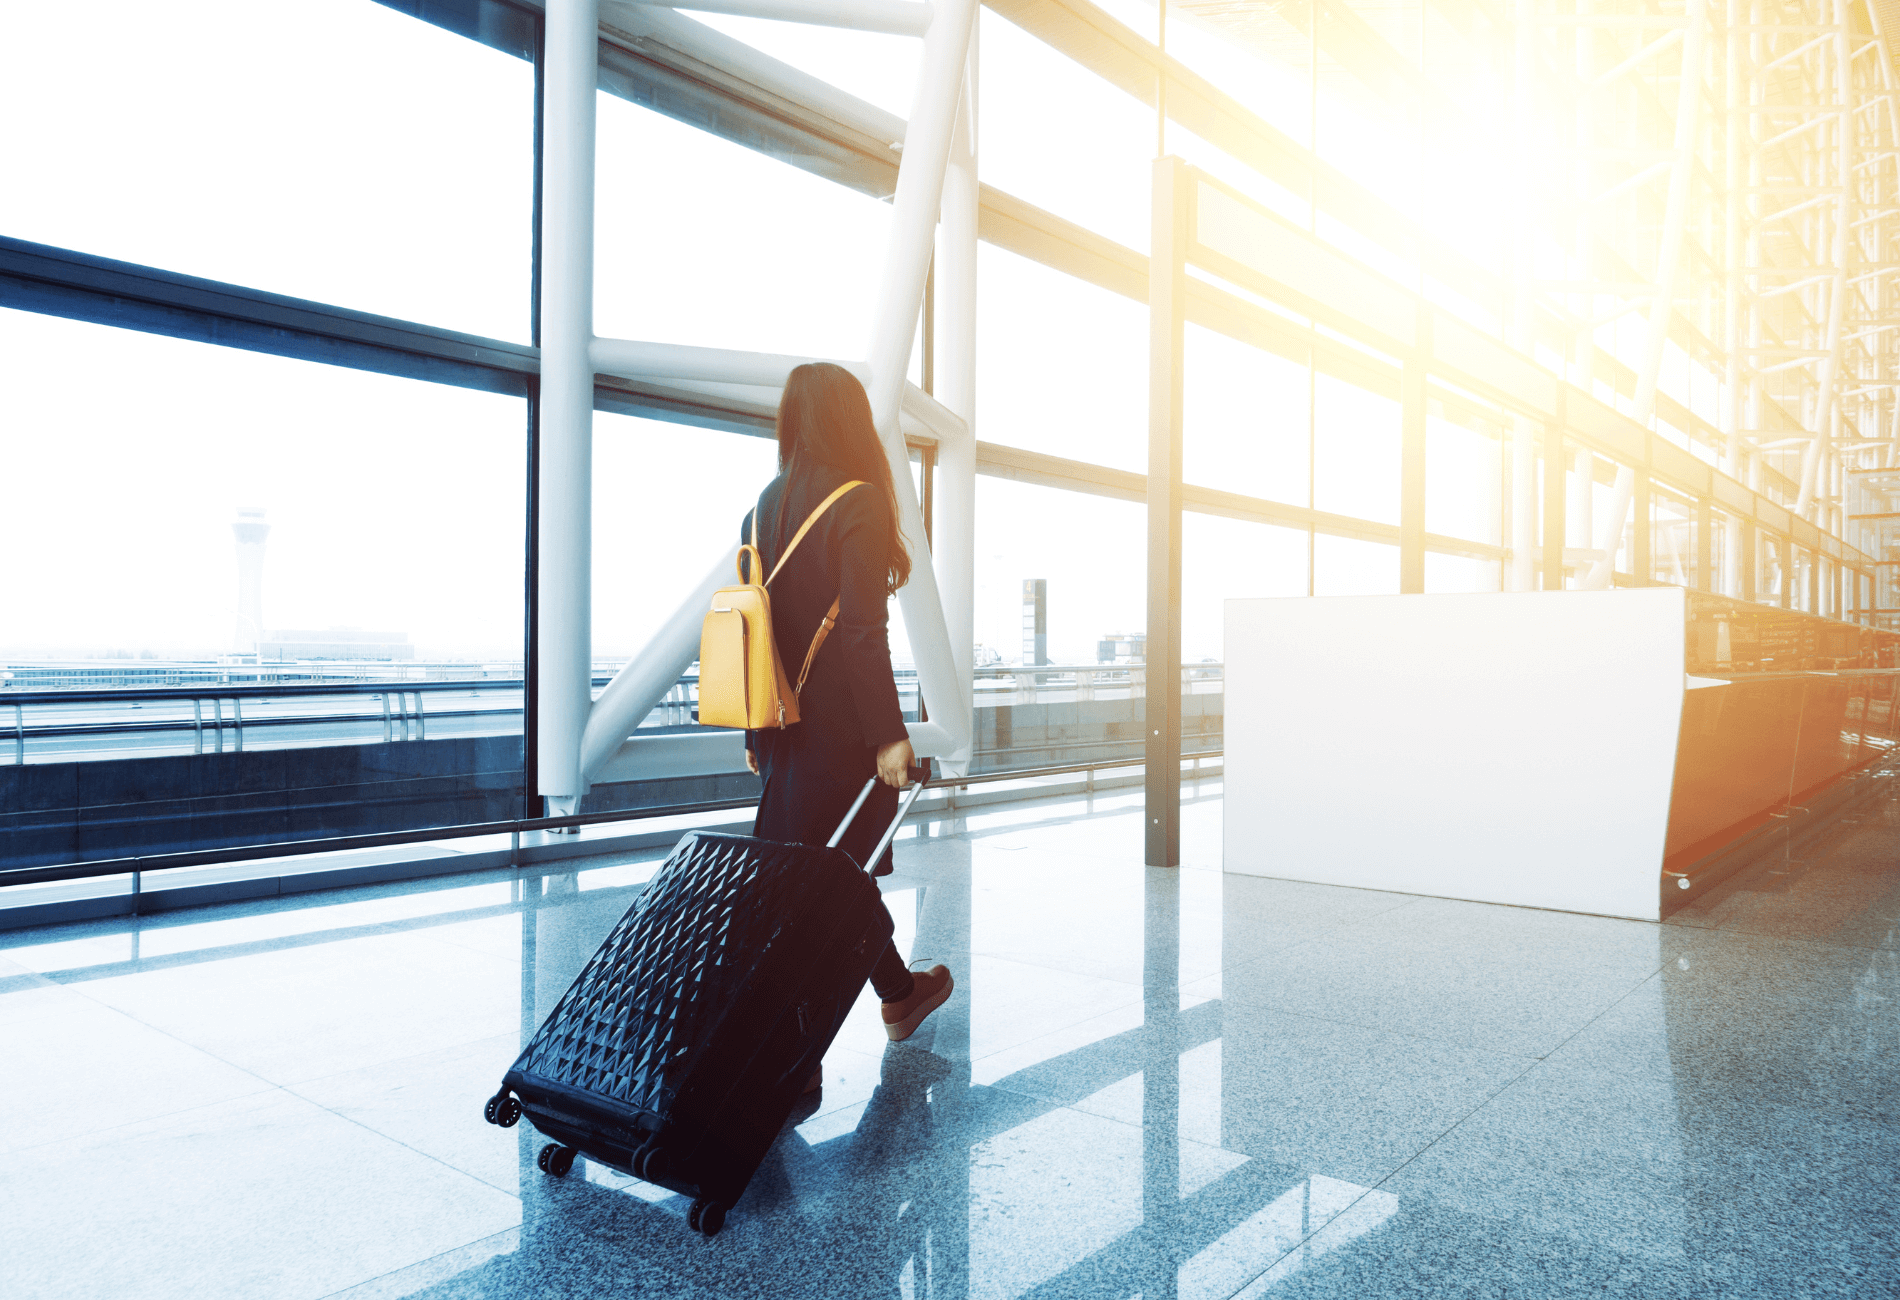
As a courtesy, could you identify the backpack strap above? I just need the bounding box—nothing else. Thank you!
[756,479,866,699]
[794,595,844,697]
[765,480,864,587]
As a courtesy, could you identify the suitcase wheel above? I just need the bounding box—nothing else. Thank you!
[633,1139,668,1185]
[688,1199,727,1237]
[484,1091,521,1128]
[537,1144,576,1178]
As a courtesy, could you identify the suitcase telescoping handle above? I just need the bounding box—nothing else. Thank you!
[827,774,930,874]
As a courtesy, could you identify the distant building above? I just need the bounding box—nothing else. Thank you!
[1021,579,1047,666]
[259,628,415,660]
[1097,633,1145,664]
[232,507,269,653]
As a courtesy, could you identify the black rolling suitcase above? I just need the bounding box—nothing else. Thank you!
[481,775,929,1237]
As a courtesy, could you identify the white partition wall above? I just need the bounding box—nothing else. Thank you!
[1224,589,1688,922]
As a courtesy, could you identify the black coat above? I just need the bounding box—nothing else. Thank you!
[741,464,909,875]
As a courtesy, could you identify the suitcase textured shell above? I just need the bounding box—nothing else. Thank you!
[503,829,893,1209]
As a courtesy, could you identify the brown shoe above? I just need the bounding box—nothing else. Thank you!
[803,1067,823,1094]
[881,965,954,1042]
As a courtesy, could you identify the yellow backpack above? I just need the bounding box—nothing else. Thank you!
[697,480,865,731]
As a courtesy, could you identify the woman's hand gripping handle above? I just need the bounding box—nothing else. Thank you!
[875,738,915,788]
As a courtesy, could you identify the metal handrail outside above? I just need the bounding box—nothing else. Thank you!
[0,750,1223,892]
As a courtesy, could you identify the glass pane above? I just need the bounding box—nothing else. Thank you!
[593,417,782,665]
[2,1,535,340]
[1424,403,1501,544]
[1711,511,1737,597]
[974,478,1147,772]
[1761,535,1786,605]
[1313,534,1398,596]
[980,8,1153,253]
[1,307,527,867]
[1185,327,1311,507]
[1591,462,1635,579]
[594,95,892,359]
[1313,374,1400,526]
[1651,488,1695,587]
[978,243,1148,472]
[1183,514,1310,660]
[975,480,1145,665]
[1425,553,1501,593]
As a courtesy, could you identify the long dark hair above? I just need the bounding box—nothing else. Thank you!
[775,362,912,595]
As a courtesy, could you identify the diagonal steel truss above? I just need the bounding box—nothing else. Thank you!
[537,0,980,808]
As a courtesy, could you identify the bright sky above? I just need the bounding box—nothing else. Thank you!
[0,0,1491,668]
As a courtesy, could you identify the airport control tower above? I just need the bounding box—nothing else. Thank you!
[232,507,269,654]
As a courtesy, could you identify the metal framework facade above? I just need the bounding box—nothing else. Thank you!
[7,0,1899,879]
[1521,0,1900,608]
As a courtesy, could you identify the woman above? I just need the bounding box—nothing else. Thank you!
[741,362,954,1064]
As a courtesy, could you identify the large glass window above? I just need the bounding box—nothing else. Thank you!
[1792,547,1815,613]
[1313,534,1398,596]
[1651,486,1696,588]
[2,311,525,662]
[974,479,1145,666]
[1761,534,1787,605]
[972,478,1147,773]
[979,9,1153,253]
[1183,514,1309,659]
[1,1,535,341]
[1426,554,1501,593]
[1424,401,1502,544]
[592,417,781,664]
[1711,510,1737,596]
[1,308,528,866]
[1312,374,1400,525]
[976,244,1148,472]
[594,95,893,360]
[1185,327,1311,506]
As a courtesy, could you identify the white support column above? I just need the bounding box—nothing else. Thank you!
[538,0,600,809]
[934,45,979,776]
[864,0,977,759]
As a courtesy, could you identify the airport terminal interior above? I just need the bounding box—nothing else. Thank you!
[3,0,1898,1296]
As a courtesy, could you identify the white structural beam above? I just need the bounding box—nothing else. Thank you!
[862,0,978,760]
[620,0,934,37]
[552,0,979,799]
[599,0,909,155]
[934,45,979,773]
[578,553,732,785]
[590,337,868,388]
[537,0,601,806]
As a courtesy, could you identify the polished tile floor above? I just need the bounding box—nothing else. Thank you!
[2,782,1895,1299]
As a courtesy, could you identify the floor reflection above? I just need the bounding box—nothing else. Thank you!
[2,781,1895,1299]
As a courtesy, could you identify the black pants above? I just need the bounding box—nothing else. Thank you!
[753,726,914,1004]
[868,940,914,1002]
